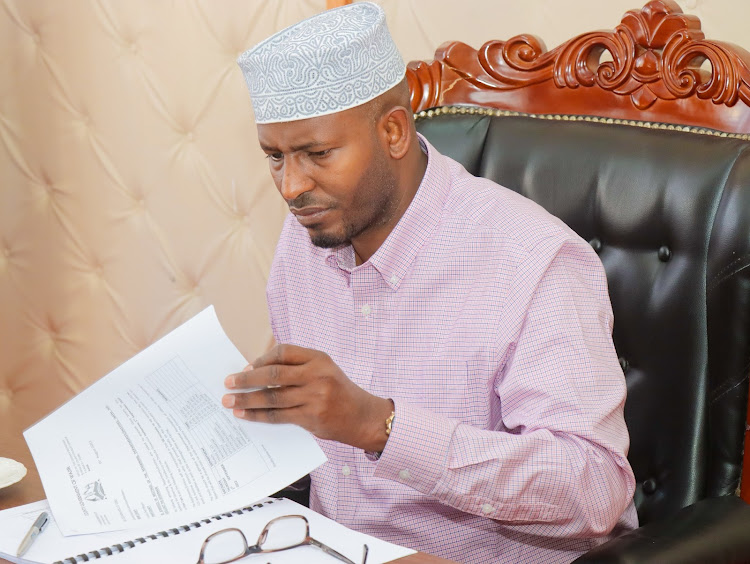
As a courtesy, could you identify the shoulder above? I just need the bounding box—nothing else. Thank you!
[437,154,584,258]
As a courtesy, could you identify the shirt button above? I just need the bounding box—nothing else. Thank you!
[390,274,398,284]
[398,469,410,480]
[342,465,351,476]
[360,304,371,316]
[481,503,494,514]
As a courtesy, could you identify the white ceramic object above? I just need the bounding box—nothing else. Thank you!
[0,457,27,488]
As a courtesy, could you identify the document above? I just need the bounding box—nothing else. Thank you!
[23,306,327,536]
[0,497,417,564]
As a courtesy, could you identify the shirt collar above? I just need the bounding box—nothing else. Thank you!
[324,133,451,290]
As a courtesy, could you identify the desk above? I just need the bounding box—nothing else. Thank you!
[0,444,457,564]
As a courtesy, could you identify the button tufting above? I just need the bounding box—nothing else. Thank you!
[642,478,657,494]
[186,132,194,142]
[618,357,630,373]
[658,246,672,262]
[589,238,602,253]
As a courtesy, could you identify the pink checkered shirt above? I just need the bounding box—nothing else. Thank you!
[267,135,638,563]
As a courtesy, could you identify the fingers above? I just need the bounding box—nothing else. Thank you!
[223,382,306,411]
[227,384,312,428]
[253,343,320,368]
[221,344,352,441]
[226,344,323,389]
[225,362,303,390]
[232,405,305,426]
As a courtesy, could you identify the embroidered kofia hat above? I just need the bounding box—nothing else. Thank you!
[237,2,406,124]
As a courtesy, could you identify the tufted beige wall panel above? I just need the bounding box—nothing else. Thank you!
[379,0,750,64]
[0,0,326,477]
[1,0,748,504]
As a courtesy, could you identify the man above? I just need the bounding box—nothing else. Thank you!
[225,3,637,563]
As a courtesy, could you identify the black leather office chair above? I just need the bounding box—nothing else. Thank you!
[407,1,750,562]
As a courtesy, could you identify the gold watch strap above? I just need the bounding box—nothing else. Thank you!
[364,402,395,461]
[385,410,395,436]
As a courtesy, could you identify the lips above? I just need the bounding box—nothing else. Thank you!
[290,207,330,226]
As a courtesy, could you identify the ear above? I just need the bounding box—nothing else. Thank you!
[380,106,412,160]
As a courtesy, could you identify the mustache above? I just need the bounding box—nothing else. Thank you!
[287,193,334,210]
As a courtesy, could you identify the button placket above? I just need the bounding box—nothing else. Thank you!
[350,267,377,387]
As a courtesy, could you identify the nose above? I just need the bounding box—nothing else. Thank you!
[279,156,313,201]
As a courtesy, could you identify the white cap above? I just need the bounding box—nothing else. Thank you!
[237,2,406,124]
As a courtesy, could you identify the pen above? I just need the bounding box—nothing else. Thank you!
[16,511,49,557]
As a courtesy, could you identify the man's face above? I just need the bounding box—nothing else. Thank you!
[257,106,400,250]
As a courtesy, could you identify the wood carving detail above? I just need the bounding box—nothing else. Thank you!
[408,0,750,113]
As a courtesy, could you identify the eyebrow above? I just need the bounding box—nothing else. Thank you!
[259,141,329,153]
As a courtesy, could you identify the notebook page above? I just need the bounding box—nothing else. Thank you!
[0,499,177,564]
[0,498,416,564]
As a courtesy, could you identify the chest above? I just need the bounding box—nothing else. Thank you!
[282,255,516,424]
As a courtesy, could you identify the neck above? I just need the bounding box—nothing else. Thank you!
[352,142,428,265]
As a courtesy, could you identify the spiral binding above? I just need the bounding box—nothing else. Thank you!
[52,499,277,563]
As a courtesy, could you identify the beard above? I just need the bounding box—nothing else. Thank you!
[292,150,400,250]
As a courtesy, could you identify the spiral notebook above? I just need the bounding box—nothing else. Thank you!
[0,497,415,564]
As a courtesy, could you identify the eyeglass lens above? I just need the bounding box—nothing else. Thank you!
[259,515,309,550]
[202,529,248,564]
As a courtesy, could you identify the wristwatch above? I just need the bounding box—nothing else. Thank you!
[364,408,395,461]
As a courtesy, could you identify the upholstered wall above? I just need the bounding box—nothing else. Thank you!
[381,0,750,63]
[0,0,328,476]
[1,0,748,489]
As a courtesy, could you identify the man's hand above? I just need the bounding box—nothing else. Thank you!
[222,344,394,452]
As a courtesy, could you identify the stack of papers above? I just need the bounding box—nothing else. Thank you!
[0,307,416,563]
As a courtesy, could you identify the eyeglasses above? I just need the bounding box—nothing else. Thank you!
[196,514,369,564]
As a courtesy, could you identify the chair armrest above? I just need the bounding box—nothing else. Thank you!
[269,474,311,507]
[573,496,750,564]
